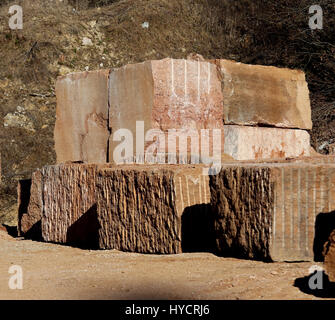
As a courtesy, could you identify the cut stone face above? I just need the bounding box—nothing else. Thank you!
[213,59,312,129]
[210,162,335,262]
[224,125,311,160]
[108,58,224,163]
[97,165,212,253]
[54,70,110,164]
[53,59,313,166]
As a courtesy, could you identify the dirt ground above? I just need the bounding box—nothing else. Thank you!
[0,230,333,300]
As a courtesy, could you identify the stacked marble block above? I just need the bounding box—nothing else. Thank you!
[54,59,224,165]
[213,59,312,160]
[18,57,325,262]
[54,58,312,164]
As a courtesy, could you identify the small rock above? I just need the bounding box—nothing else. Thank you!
[141,22,149,29]
[82,37,93,46]
[88,20,96,28]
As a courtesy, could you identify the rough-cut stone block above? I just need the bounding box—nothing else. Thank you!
[213,59,312,129]
[97,165,212,253]
[224,125,310,160]
[54,70,110,164]
[17,170,42,239]
[23,163,212,252]
[41,163,109,248]
[108,58,224,163]
[210,163,335,262]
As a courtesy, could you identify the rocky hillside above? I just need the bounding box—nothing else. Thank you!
[0,0,334,225]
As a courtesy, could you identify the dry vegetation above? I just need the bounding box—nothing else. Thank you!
[0,0,334,224]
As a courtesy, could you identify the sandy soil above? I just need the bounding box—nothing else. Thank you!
[0,230,332,300]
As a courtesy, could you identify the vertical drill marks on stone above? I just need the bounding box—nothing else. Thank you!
[41,163,109,248]
[210,163,335,262]
[108,58,224,162]
[96,165,211,254]
[21,163,212,252]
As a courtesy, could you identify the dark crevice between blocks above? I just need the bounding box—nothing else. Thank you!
[181,203,216,253]
[66,204,101,250]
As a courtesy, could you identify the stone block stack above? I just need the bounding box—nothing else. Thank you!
[18,163,212,253]
[54,58,313,164]
[54,58,224,165]
[212,59,312,160]
[19,56,335,268]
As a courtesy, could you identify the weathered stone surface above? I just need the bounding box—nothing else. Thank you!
[17,170,42,239]
[54,70,110,164]
[97,165,212,253]
[210,163,335,262]
[41,163,109,248]
[213,59,312,129]
[108,58,224,163]
[22,163,212,252]
[224,125,310,160]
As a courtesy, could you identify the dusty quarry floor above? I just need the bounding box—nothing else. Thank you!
[0,229,333,300]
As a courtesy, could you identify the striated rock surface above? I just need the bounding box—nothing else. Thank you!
[213,59,312,129]
[54,70,110,164]
[97,165,211,253]
[224,125,311,160]
[108,58,224,163]
[41,163,110,248]
[20,163,212,252]
[210,162,335,262]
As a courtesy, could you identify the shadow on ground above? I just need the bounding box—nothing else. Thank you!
[2,224,17,237]
[294,271,335,298]
[66,204,100,249]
